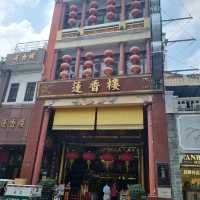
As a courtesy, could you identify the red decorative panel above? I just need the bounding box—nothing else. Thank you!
[0,105,34,145]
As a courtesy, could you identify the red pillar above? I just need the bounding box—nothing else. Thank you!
[44,1,64,81]
[75,47,81,79]
[32,109,50,185]
[20,101,44,183]
[120,0,126,21]
[147,105,157,199]
[147,94,171,200]
[119,43,125,75]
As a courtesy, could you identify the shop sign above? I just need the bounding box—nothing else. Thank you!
[0,119,25,129]
[37,75,155,99]
[182,154,200,167]
[12,51,37,63]
[157,188,172,199]
[182,169,200,176]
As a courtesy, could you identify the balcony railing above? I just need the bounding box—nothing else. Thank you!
[176,97,200,112]
[14,41,48,53]
[60,0,147,40]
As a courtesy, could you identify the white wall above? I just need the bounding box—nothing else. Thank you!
[3,71,41,105]
[165,91,177,114]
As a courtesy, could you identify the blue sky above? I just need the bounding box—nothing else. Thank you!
[0,0,199,72]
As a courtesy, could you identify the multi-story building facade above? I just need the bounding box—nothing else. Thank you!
[165,73,200,200]
[20,0,172,199]
[0,41,46,180]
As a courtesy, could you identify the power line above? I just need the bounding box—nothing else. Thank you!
[162,16,193,23]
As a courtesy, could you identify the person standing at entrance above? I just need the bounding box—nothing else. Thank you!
[111,183,118,200]
[103,184,111,200]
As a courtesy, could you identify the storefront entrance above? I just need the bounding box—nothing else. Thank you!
[0,146,25,179]
[41,128,147,200]
[41,105,147,199]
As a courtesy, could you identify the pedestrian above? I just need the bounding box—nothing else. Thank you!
[103,183,111,200]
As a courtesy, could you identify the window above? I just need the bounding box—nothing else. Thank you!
[24,82,36,102]
[7,83,19,102]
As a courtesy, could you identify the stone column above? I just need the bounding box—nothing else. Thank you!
[167,114,183,200]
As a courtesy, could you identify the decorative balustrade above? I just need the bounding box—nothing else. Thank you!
[176,97,200,112]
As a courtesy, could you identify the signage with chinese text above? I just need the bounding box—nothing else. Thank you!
[37,75,157,99]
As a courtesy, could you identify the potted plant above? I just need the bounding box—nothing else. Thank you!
[39,178,56,200]
[128,184,146,200]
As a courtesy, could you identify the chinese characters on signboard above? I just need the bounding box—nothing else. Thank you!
[72,78,121,94]
[12,51,37,63]
[0,119,25,129]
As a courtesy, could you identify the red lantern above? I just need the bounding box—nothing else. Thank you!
[85,52,95,60]
[60,63,70,70]
[132,1,141,9]
[66,151,79,160]
[60,71,69,80]
[88,15,97,23]
[120,152,133,172]
[83,152,96,169]
[89,7,97,15]
[104,49,113,57]
[68,18,76,26]
[107,0,116,5]
[120,152,133,161]
[66,151,80,168]
[89,1,98,9]
[107,12,115,21]
[83,68,93,78]
[103,66,113,76]
[101,152,114,161]
[84,60,94,68]
[69,11,77,18]
[129,46,140,54]
[70,4,78,12]
[63,54,72,62]
[131,65,141,74]
[129,54,141,64]
[101,152,114,170]
[104,57,114,65]
[131,8,141,18]
[106,4,115,12]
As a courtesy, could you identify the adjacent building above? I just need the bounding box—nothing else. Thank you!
[0,41,46,180]
[165,73,200,200]
[17,0,172,199]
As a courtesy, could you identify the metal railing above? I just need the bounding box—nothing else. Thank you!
[14,40,48,53]
[177,97,200,112]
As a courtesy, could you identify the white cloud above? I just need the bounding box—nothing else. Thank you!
[0,1,54,57]
[13,0,41,7]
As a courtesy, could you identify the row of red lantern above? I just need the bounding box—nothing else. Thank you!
[60,47,141,79]
[106,0,116,21]
[131,0,142,18]
[66,151,134,161]
[68,4,78,27]
[60,54,72,80]
[88,1,98,24]
[129,46,141,74]
[83,52,94,78]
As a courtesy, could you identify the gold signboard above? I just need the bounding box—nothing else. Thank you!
[0,119,25,129]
